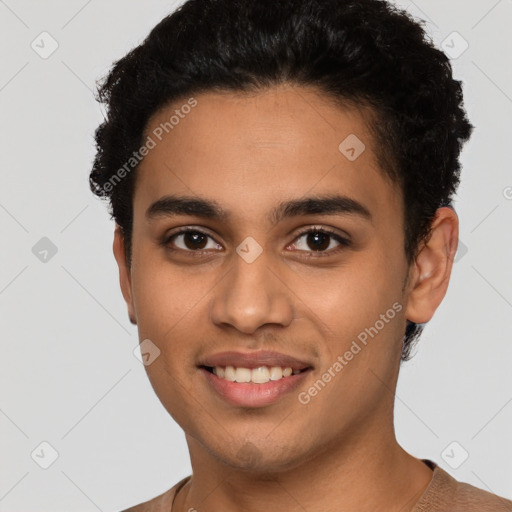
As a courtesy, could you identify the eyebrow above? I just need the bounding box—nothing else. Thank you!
[145,194,372,224]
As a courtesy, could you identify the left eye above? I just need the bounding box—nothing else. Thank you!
[289,228,350,254]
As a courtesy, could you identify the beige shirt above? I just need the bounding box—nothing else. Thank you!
[122,460,512,511]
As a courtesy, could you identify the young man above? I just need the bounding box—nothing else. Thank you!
[90,0,511,510]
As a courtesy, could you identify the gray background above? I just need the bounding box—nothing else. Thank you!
[0,0,511,510]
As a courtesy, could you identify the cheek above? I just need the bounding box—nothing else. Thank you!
[129,255,208,422]
[131,237,195,317]
[300,254,402,332]
[129,246,203,355]
[298,268,404,417]
[293,254,406,391]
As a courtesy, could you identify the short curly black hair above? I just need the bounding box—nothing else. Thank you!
[89,0,473,361]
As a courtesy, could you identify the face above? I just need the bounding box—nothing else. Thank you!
[114,84,454,473]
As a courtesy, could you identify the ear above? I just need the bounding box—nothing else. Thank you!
[113,225,137,325]
[405,206,459,324]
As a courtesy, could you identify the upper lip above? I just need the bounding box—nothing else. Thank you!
[198,350,313,371]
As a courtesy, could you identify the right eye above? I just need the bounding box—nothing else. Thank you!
[162,228,223,253]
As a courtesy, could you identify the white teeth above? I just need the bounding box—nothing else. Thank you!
[252,366,270,383]
[269,366,283,381]
[212,365,301,383]
[224,365,236,381]
[235,367,251,382]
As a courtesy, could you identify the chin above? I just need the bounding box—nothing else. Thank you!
[208,438,311,475]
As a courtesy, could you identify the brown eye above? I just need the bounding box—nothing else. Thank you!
[164,229,222,252]
[181,231,208,250]
[305,231,331,251]
[290,228,351,255]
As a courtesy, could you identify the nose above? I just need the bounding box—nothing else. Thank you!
[209,246,294,334]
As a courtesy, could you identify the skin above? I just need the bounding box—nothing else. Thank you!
[113,84,459,512]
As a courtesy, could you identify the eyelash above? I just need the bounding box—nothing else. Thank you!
[161,226,351,258]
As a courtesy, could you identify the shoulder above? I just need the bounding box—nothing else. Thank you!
[414,462,512,511]
[120,475,192,512]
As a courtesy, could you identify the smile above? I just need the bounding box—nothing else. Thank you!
[200,365,312,407]
[205,365,304,384]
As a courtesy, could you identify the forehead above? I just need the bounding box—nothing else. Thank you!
[134,85,401,226]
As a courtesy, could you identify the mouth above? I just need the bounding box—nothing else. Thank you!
[197,350,314,407]
[200,364,310,384]
[197,352,313,407]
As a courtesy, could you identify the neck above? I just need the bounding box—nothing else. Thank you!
[174,419,433,512]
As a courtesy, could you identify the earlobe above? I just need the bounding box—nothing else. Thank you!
[405,207,459,324]
[112,225,137,325]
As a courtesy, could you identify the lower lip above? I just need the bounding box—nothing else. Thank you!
[199,367,311,408]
